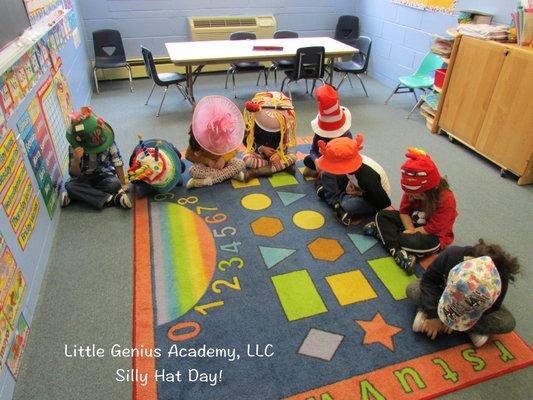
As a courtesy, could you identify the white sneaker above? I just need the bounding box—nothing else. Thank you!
[60,191,71,207]
[412,310,426,332]
[468,332,489,347]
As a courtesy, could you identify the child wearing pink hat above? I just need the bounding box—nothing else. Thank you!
[315,135,392,225]
[303,84,353,178]
[406,240,519,347]
[242,91,297,181]
[185,96,246,188]
[365,148,458,274]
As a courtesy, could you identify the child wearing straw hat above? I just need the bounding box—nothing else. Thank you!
[316,135,392,226]
[242,91,297,181]
[303,84,353,178]
[406,240,519,347]
[185,96,246,189]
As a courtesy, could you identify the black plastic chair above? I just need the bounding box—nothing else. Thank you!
[334,15,360,46]
[92,29,133,93]
[141,46,190,117]
[224,32,268,98]
[267,30,299,88]
[280,46,325,98]
[333,36,372,96]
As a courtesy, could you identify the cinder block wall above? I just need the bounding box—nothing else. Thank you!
[78,0,357,59]
[357,0,516,87]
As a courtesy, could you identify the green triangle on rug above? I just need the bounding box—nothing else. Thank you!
[259,246,296,269]
[348,233,377,254]
[277,191,306,206]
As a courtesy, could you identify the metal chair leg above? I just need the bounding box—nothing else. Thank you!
[337,73,348,89]
[413,90,418,102]
[157,86,168,117]
[263,69,268,86]
[93,67,100,94]
[385,84,401,104]
[274,68,278,88]
[305,79,309,94]
[126,64,134,92]
[145,82,156,105]
[355,74,369,97]
[232,70,236,98]
[256,70,261,86]
[406,98,424,119]
[347,74,354,89]
[280,77,287,93]
[225,68,231,89]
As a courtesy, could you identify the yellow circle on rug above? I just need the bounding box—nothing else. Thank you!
[241,193,272,211]
[292,210,325,230]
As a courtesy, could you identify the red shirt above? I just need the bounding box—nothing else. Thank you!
[399,189,458,248]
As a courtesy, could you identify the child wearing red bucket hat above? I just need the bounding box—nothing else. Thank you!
[241,91,297,181]
[315,135,392,225]
[406,240,519,347]
[303,84,353,178]
[185,96,246,189]
[365,148,458,274]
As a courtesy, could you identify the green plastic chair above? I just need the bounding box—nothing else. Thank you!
[385,52,443,104]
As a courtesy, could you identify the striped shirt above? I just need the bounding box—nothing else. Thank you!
[69,143,124,175]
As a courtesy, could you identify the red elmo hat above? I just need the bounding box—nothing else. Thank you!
[401,148,441,193]
[316,134,364,175]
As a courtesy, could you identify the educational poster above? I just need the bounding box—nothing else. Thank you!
[0,75,14,118]
[18,108,58,218]
[5,313,29,380]
[0,235,16,370]
[0,313,12,370]
[392,0,456,12]
[0,130,39,245]
[17,196,40,250]
[37,73,70,176]
[24,0,64,25]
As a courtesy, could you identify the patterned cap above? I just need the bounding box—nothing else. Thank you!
[438,256,502,331]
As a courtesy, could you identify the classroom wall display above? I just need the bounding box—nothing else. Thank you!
[0,130,39,247]
[391,0,456,12]
[5,313,30,380]
[23,0,65,25]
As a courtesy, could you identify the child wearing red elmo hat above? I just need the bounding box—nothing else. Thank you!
[364,148,458,274]
[303,84,353,178]
[315,135,393,225]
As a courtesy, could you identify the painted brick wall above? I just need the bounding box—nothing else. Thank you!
[357,0,517,87]
[78,0,357,59]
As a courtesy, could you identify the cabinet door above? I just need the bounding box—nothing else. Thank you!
[475,47,533,175]
[439,37,506,146]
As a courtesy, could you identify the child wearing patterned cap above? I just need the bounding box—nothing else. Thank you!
[406,240,520,347]
[364,148,457,274]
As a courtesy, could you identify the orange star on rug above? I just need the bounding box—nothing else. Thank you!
[355,312,403,351]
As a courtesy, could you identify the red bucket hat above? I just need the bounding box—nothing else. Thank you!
[400,148,441,193]
[311,84,351,138]
[316,134,364,175]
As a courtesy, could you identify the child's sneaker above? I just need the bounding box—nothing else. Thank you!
[468,332,489,347]
[112,192,132,209]
[233,171,246,182]
[412,310,426,332]
[316,185,325,200]
[335,205,351,226]
[393,249,416,275]
[363,221,377,237]
[60,191,71,208]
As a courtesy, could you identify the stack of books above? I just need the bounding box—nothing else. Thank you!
[430,35,454,58]
[512,1,533,46]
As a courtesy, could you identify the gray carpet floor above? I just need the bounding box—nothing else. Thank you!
[14,72,532,400]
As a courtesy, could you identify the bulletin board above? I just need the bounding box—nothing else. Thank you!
[392,0,456,13]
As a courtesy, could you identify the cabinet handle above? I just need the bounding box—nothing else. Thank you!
[504,49,510,56]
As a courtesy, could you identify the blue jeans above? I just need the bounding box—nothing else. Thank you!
[339,193,377,216]
[318,172,377,216]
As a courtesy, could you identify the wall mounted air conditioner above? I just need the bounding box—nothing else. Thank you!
[188,16,276,41]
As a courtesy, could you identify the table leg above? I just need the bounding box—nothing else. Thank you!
[186,65,195,105]
[328,58,334,85]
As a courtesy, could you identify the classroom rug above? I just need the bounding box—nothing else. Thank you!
[132,139,532,400]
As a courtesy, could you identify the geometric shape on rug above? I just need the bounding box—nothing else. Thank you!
[326,270,377,306]
[368,256,418,300]
[277,191,306,206]
[259,246,296,269]
[268,172,299,188]
[347,233,377,255]
[292,210,325,230]
[271,270,328,321]
[355,312,403,351]
[241,193,272,211]
[231,177,260,188]
[149,202,216,325]
[251,216,284,237]
[308,237,344,262]
[298,328,344,361]
[298,166,316,181]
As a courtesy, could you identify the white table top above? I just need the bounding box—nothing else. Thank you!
[165,37,357,66]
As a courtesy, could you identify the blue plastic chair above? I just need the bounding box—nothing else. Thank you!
[385,52,443,104]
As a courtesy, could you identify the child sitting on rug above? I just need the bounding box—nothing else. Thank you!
[364,148,457,274]
[62,107,131,210]
[303,84,352,178]
[185,96,246,189]
[242,91,297,181]
[315,135,393,226]
[406,240,519,347]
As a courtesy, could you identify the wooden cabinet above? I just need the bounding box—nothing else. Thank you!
[437,36,533,185]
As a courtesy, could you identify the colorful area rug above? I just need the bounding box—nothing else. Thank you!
[133,140,532,400]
